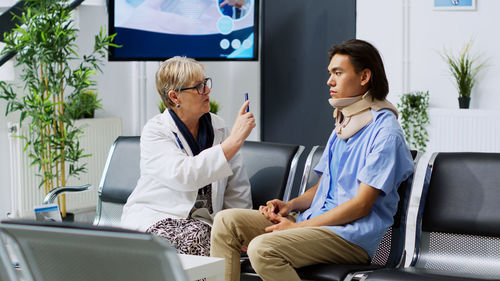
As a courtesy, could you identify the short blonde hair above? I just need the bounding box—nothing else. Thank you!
[156,56,206,110]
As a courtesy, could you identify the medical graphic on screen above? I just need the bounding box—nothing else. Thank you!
[109,0,259,61]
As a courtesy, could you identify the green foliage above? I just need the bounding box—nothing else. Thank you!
[158,100,166,113]
[209,99,219,114]
[66,90,102,119]
[440,40,486,98]
[398,91,430,152]
[0,0,117,205]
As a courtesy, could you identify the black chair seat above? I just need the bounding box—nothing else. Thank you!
[297,263,381,281]
[240,258,254,273]
[242,257,382,281]
[364,268,498,281]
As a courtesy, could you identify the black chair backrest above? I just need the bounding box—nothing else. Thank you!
[411,152,500,278]
[422,152,500,235]
[240,141,304,209]
[298,145,325,196]
[369,149,417,267]
[99,136,141,204]
[410,149,418,159]
[0,220,189,281]
[94,136,141,226]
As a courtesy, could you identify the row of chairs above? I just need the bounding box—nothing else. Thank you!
[269,148,500,281]
[2,136,500,281]
[81,136,305,227]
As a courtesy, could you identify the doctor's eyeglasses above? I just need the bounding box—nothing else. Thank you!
[179,78,212,95]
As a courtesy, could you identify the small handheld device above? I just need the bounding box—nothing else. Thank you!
[244,93,249,112]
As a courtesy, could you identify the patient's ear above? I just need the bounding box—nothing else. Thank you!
[360,68,372,87]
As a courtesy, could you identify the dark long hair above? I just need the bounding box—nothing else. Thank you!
[328,39,389,100]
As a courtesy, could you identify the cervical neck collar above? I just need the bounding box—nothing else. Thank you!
[328,92,398,139]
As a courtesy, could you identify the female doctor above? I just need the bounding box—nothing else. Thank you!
[121,56,254,256]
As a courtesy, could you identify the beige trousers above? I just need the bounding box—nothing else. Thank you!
[210,209,370,281]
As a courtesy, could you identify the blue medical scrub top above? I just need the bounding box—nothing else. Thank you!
[296,109,414,258]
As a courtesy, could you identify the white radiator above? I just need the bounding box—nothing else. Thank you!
[8,117,122,218]
[427,108,500,153]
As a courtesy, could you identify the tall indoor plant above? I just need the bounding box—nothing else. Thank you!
[0,0,117,217]
[398,91,430,152]
[441,40,486,108]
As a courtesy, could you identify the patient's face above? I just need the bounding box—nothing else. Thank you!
[327,54,366,99]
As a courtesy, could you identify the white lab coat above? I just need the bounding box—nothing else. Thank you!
[121,110,252,232]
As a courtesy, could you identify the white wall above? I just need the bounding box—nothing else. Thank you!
[357,0,500,110]
[0,4,260,219]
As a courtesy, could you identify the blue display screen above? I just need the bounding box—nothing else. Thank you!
[109,0,259,61]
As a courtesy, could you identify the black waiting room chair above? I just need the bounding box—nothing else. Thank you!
[354,152,500,281]
[0,219,188,281]
[92,136,141,226]
[297,145,325,197]
[240,141,304,209]
[43,136,141,227]
[241,146,419,281]
[0,234,17,281]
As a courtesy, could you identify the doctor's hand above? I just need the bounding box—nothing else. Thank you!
[229,100,255,142]
[221,100,255,161]
[219,0,246,8]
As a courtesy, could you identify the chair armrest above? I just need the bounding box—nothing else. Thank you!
[42,184,92,205]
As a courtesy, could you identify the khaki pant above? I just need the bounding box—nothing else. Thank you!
[210,209,370,281]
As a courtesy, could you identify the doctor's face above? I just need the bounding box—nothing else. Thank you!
[178,76,211,117]
[327,54,366,99]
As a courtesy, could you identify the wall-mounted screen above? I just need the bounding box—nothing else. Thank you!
[109,0,259,61]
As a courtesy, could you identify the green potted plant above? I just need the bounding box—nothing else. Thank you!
[398,91,430,152]
[440,40,486,109]
[66,90,102,119]
[0,0,117,218]
[209,99,220,114]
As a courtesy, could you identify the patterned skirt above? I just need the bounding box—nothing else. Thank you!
[147,217,212,256]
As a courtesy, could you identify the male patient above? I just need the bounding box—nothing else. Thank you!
[210,39,414,281]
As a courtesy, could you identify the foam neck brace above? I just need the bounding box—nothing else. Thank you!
[328,92,398,139]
